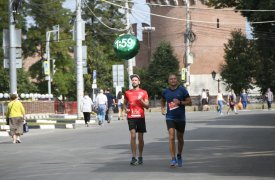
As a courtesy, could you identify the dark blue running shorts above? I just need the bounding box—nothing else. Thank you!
[166,120,186,133]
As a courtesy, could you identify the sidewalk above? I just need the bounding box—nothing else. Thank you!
[1,104,273,137]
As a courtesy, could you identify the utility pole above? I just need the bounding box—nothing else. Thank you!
[125,0,134,89]
[45,25,59,101]
[46,32,51,100]
[9,0,17,94]
[185,0,191,91]
[76,0,84,118]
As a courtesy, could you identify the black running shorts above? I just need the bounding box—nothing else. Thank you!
[166,120,186,133]
[128,118,147,133]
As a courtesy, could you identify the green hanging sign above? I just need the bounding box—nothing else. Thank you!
[113,34,140,60]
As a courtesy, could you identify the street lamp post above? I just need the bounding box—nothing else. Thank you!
[142,26,155,62]
[211,70,220,92]
[46,25,59,101]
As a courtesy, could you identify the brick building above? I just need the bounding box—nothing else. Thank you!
[136,0,247,95]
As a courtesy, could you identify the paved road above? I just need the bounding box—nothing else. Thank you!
[0,110,274,180]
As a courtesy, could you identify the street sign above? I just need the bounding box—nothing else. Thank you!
[4,58,22,69]
[83,67,88,74]
[4,48,22,68]
[112,64,124,87]
[43,61,50,75]
[93,70,97,84]
[3,29,22,47]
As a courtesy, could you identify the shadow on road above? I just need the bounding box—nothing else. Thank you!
[96,112,275,178]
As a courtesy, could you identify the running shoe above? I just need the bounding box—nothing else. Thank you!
[177,154,183,167]
[130,157,138,166]
[170,158,177,167]
[138,157,143,165]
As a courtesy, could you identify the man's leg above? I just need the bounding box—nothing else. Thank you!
[138,132,144,164]
[108,107,113,123]
[168,128,177,166]
[130,129,137,157]
[130,129,139,165]
[176,131,184,155]
[220,102,224,114]
[168,128,176,158]
[102,106,107,125]
[175,121,186,167]
[138,133,144,156]
[268,101,271,109]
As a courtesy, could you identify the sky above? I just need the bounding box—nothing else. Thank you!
[63,0,150,40]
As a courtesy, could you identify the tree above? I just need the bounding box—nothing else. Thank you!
[221,30,259,94]
[206,0,275,93]
[141,41,179,97]
[82,0,127,92]
[0,0,37,93]
[25,0,75,99]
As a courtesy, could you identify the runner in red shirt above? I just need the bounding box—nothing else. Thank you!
[124,74,149,166]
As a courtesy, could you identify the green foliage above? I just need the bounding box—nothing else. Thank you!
[0,0,37,93]
[17,69,38,93]
[206,0,240,9]
[141,41,179,97]
[0,0,132,99]
[82,0,126,92]
[25,0,75,98]
[206,0,275,93]
[221,30,260,95]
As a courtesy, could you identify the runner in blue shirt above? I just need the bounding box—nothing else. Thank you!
[161,73,192,167]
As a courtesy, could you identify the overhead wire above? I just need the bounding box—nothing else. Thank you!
[101,0,275,25]
[114,0,275,12]
[83,0,130,32]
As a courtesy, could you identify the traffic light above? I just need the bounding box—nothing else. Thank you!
[52,59,56,74]
[217,18,220,28]
[43,61,50,75]
[181,68,186,81]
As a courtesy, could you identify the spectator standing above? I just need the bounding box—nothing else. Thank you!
[201,89,208,111]
[226,89,238,115]
[105,88,115,123]
[80,92,93,127]
[265,88,274,110]
[95,89,108,126]
[6,94,25,144]
[117,91,125,120]
[216,90,226,115]
[239,89,248,110]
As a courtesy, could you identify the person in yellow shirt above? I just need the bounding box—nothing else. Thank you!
[6,94,25,144]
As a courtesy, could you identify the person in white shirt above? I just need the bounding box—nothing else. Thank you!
[95,89,108,126]
[117,91,125,120]
[201,89,209,111]
[265,88,274,110]
[216,90,226,115]
[80,92,93,127]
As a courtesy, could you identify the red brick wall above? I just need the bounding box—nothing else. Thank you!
[150,6,186,69]
[22,101,55,114]
[138,1,246,74]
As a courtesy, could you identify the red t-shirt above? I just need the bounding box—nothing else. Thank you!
[125,88,148,118]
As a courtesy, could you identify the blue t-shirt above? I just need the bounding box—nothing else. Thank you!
[161,86,190,121]
[240,93,248,102]
[105,93,114,108]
